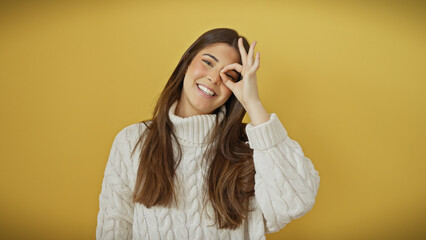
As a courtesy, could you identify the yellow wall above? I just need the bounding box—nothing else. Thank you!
[1,1,425,239]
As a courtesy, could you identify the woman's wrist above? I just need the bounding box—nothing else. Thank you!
[244,100,270,126]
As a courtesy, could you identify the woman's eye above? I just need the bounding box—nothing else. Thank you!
[202,59,213,67]
[226,74,235,81]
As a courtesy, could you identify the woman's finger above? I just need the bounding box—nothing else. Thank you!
[220,72,237,91]
[247,41,256,66]
[252,52,260,70]
[221,63,243,74]
[238,38,247,66]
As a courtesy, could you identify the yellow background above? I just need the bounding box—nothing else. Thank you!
[1,0,425,239]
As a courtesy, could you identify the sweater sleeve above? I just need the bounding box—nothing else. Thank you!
[96,128,134,240]
[246,113,320,234]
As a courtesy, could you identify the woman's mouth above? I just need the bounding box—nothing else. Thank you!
[197,84,216,96]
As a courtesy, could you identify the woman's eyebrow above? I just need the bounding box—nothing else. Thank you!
[202,53,239,76]
[202,53,219,63]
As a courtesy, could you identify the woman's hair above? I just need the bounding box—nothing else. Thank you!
[131,28,255,230]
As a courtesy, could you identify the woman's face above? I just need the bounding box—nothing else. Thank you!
[176,43,240,117]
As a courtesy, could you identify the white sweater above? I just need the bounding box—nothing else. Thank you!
[96,101,320,240]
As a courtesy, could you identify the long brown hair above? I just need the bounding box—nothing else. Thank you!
[131,28,255,230]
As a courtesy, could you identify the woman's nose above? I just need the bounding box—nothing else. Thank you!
[208,70,221,84]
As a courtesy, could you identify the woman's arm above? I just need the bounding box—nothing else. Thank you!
[219,37,319,232]
[96,128,134,240]
[246,113,320,233]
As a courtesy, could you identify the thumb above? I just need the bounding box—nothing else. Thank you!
[220,72,236,92]
[222,77,236,92]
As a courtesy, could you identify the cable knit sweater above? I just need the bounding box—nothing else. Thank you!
[96,101,320,240]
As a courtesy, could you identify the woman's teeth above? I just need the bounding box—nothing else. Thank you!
[197,84,215,96]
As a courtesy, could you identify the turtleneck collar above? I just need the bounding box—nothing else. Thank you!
[168,100,227,146]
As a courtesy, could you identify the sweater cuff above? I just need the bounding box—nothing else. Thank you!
[245,113,288,150]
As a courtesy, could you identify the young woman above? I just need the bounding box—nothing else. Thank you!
[96,28,320,240]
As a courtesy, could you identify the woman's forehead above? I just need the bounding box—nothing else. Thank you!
[198,43,240,62]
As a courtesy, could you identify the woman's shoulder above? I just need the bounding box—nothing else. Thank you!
[113,120,153,145]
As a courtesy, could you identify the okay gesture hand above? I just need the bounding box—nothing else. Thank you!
[220,37,261,110]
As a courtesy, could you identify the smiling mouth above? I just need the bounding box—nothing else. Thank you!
[197,84,216,96]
